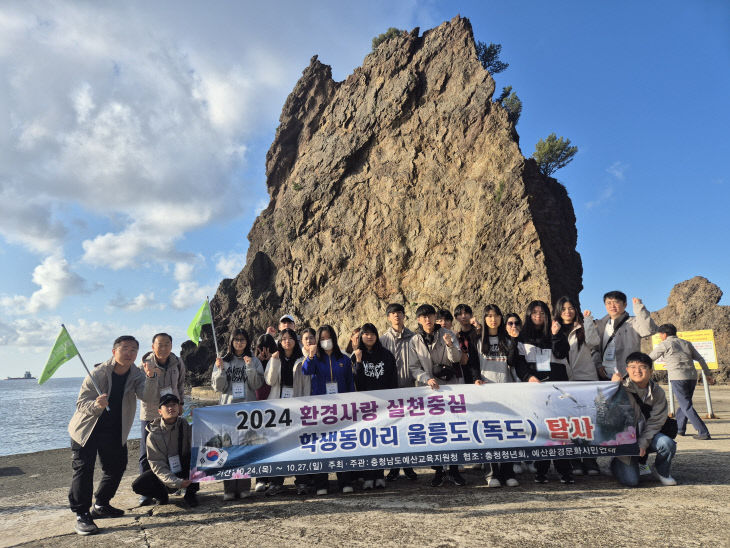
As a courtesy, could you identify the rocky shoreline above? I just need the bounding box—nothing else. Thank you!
[2,386,729,547]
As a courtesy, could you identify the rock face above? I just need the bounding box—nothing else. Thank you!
[646,277,730,382]
[197,16,583,367]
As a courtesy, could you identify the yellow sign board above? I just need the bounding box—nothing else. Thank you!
[650,329,718,370]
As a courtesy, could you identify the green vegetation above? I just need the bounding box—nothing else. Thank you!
[495,86,521,124]
[494,179,506,203]
[533,133,578,177]
[293,182,303,191]
[372,28,405,51]
[476,41,508,74]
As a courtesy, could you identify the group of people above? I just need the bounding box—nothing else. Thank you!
[66,290,716,535]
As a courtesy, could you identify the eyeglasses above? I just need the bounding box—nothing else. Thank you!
[627,365,650,371]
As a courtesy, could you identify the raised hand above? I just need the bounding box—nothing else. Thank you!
[353,348,363,362]
[551,320,561,335]
[443,332,453,347]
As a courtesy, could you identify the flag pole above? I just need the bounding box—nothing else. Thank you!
[207,297,220,357]
[63,324,109,412]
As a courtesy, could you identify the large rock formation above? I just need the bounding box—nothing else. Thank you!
[200,16,583,363]
[645,277,730,382]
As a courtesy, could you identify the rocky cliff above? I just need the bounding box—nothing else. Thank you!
[190,16,583,374]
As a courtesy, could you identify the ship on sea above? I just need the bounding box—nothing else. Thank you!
[5,371,36,380]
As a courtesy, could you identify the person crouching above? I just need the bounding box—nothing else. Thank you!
[132,394,199,507]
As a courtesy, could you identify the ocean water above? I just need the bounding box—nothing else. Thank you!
[0,377,142,457]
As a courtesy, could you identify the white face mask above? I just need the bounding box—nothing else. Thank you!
[320,339,334,351]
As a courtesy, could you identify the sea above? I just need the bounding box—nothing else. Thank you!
[0,377,143,457]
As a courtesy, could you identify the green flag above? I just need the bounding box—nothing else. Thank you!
[39,326,79,384]
[187,299,213,345]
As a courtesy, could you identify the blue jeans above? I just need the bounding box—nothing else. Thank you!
[611,432,676,486]
[671,379,709,436]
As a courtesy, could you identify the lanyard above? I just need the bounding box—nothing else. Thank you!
[329,355,334,383]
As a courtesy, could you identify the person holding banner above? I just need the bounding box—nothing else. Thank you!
[513,300,574,484]
[474,304,519,488]
[649,324,715,440]
[555,297,602,477]
[212,327,265,500]
[67,336,160,536]
[264,328,312,495]
[408,304,465,487]
[132,393,199,507]
[352,323,399,489]
[610,352,677,486]
[303,325,356,494]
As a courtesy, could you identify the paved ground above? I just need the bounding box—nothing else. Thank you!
[1,385,729,547]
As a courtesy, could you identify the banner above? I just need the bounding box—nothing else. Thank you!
[190,382,638,482]
[651,329,719,370]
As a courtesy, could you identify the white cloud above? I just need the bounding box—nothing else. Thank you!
[585,185,615,210]
[0,254,94,314]
[170,260,215,310]
[108,292,165,312]
[215,251,246,278]
[606,161,628,180]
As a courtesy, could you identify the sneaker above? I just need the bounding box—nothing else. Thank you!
[448,471,467,486]
[638,463,652,476]
[316,488,328,496]
[223,492,237,501]
[486,477,501,488]
[362,480,374,490]
[138,496,155,506]
[534,475,548,484]
[572,467,584,476]
[295,483,309,495]
[677,430,686,437]
[431,471,444,487]
[374,478,386,489]
[342,485,354,494]
[527,463,538,474]
[75,512,99,536]
[692,433,712,440]
[254,481,267,492]
[90,504,124,519]
[652,469,677,486]
[265,484,284,497]
[512,463,523,474]
[183,492,199,507]
[505,478,519,487]
[386,469,400,481]
[403,468,418,480]
[560,474,575,484]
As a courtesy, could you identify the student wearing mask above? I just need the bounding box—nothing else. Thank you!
[380,303,419,481]
[302,325,355,494]
[513,300,573,484]
[352,323,398,489]
[211,328,265,501]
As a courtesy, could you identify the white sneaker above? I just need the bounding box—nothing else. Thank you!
[652,469,677,486]
[512,464,523,474]
[254,481,267,492]
[223,492,236,501]
[362,480,374,490]
[527,463,538,474]
[342,486,354,494]
[374,479,386,488]
[572,467,584,476]
[486,478,501,488]
[505,478,519,487]
[316,488,328,496]
[638,463,652,476]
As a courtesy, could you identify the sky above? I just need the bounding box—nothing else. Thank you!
[1,1,728,378]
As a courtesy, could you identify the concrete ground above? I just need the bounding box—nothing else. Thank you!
[1,385,729,548]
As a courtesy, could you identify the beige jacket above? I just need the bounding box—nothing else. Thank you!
[408,327,462,386]
[146,417,191,489]
[140,352,186,421]
[67,358,159,447]
[591,303,658,376]
[566,316,600,381]
[621,376,668,450]
[264,355,311,399]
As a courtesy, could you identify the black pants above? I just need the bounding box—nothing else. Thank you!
[314,472,352,490]
[365,469,385,481]
[487,463,515,481]
[536,459,571,477]
[138,420,151,473]
[132,470,199,503]
[432,465,459,473]
[68,430,128,514]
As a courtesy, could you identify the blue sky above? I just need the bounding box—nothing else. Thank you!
[1,1,728,378]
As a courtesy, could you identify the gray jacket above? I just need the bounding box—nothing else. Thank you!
[408,327,462,386]
[592,303,658,376]
[67,358,159,446]
[265,355,311,399]
[211,355,264,404]
[146,417,191,489]
[621,376,668,450]
[649,336,710,380]
[380,326,418,388]
[566,316,600,381]
[140,352,186,421]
